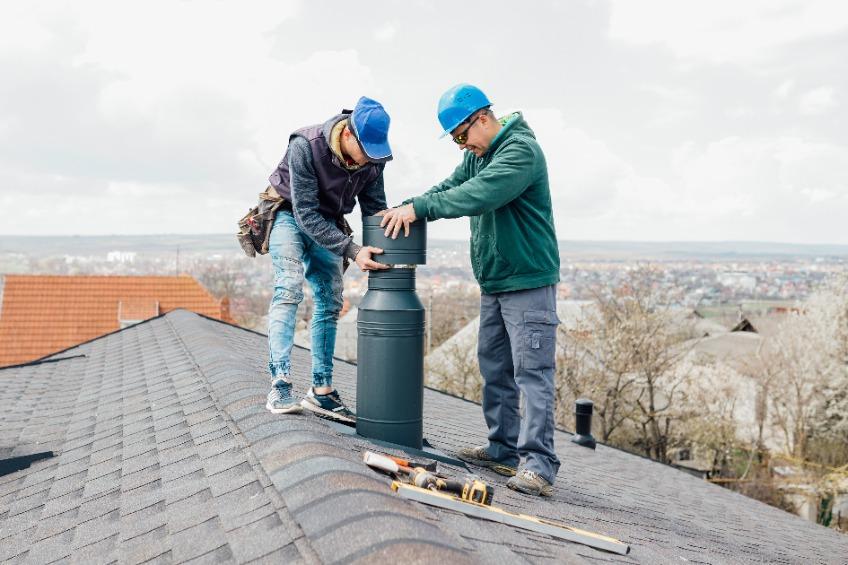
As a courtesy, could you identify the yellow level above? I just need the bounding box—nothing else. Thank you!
[391,481,630,555]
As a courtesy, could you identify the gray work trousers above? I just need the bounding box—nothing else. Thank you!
[478,285,561,484]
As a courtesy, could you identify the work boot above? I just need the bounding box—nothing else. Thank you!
[266,378,303,414]
[456,445,517,477]
[300,387,356,424]
[507,469,553,497]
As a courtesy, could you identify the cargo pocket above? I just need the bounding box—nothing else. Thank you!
[522,310,559,370]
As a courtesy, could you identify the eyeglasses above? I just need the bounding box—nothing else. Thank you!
[452,113,481,145]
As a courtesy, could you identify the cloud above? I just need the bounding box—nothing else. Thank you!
[774,79,795,99]
[0,0,382,235]
[374,22,398,42]
[523,108,627,217]
[608,0,848,65]
[0,1,846,246]
[799,86,837,115]
[530,133,848,243]
[656,136,848,242]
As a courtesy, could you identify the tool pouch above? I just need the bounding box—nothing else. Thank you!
[337,216,354,273]
[236,186,286,257]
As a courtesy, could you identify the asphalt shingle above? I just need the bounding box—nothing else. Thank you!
[1,308,847,564]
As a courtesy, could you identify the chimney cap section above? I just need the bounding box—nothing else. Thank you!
[363,216,427,265]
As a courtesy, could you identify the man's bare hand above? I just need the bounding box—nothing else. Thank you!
[379,203,417,239]
[374,209,389,217]
[355,246,389,271]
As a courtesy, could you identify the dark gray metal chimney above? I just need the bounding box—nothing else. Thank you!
[356,217,427,448]
[571,398,596,449]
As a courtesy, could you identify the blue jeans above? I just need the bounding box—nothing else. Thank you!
[478,285,561,484]
[268,211,344,388]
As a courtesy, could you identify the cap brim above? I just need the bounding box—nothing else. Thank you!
[362,140,393,163]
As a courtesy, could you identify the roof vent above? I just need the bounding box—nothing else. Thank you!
[571,399,596,449]
[0,451,55,477]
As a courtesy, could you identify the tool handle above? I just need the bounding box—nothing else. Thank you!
[387,454,438,472]
[438,479,466,495]
[364,451,414,476]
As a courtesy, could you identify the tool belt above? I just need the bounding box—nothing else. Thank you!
[236,186,286,257]
[236,186,355,272]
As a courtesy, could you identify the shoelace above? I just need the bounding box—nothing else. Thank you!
[272,382,291,398]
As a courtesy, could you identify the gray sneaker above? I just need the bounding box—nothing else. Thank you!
[456,445,517,477]
[266,378,303,414]
[507,469,553,497]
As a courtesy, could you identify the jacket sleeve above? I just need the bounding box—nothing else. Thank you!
[412,140,538,221]
[356,166,388,217]
[287,137,358,258]
[400,161,469,215]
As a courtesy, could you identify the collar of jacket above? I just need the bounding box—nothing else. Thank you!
[482,111,524,157]
[328,118,362,171]
[321,112,364,172]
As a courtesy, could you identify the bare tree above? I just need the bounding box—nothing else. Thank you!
[679,360,743,475]
[189,255,275,329]
[425,338,482,401]
[555,268,698,463]
[756,308,838,460]
[423,286,480,351]
[555,315,637,442]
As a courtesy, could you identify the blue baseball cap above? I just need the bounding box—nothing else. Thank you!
[349,96,392,163]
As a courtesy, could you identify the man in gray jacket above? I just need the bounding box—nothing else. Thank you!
[265,97,391,423]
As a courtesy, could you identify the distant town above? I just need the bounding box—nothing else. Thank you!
[2,235,846,322]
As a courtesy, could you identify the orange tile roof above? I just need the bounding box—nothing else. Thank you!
[0,275,233,367]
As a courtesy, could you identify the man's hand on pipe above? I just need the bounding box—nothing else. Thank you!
[380,203,417,239]
[355,246,389,271]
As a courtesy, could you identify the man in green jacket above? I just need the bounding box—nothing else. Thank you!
[381,84,561,497]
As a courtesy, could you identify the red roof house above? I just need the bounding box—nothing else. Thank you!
[0,274,232,367]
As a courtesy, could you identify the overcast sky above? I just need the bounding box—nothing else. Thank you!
[1,1,847,243]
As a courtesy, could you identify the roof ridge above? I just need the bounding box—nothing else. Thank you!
[160,312,322,563]
[0,354,86,372]
[160,310,474,562]
[19,310,174,364]
[171,311,697,473]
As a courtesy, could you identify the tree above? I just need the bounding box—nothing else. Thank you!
[189,254,275,330]
[555,268,699,463]
[750,277,848,461]
[425,337,482,401]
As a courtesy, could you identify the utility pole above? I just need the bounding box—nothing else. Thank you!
[176,245,180,275]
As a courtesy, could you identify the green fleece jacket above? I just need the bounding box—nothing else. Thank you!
[411,112,560,294]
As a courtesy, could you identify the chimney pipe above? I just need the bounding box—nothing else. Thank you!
[571,398,596,449]
[356,217,427,449]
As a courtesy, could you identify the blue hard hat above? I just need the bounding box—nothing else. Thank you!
[349,96,392,162]
[437,84,491,137]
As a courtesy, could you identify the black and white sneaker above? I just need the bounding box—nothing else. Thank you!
[300,387,356,424]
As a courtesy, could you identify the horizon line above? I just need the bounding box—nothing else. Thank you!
[2,234,848,248]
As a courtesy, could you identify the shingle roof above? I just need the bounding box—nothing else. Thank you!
[1,310,846,564]
[0,275,232,367]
